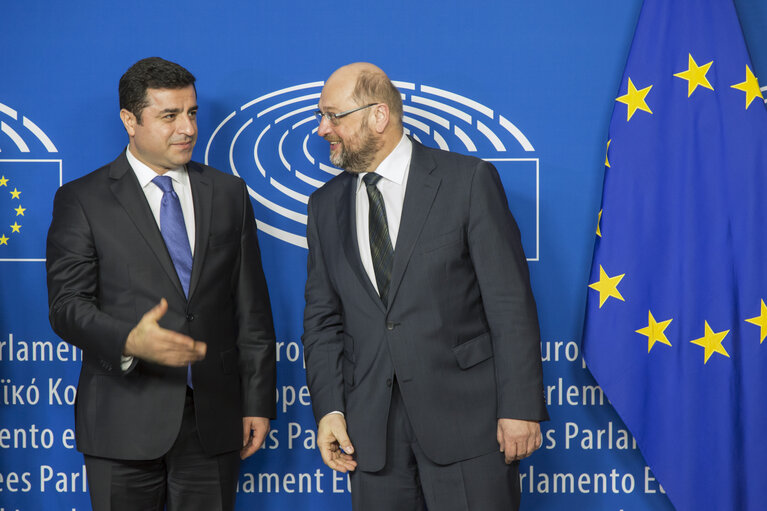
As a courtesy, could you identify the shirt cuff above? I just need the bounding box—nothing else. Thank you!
[120,355,134,372]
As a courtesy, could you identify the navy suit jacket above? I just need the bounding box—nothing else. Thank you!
[46,152,276,460]
[302,139,548,471]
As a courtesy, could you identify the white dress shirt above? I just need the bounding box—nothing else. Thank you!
[125,146,196,252]
[121,147,196,370]
[327,134,412,417]
[355,134,412,292]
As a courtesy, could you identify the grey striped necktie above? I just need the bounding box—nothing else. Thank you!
[362,173,393,306]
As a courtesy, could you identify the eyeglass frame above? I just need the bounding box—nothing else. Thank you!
[314,103,378,125]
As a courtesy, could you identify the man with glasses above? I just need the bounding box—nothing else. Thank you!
[302,62,548,511]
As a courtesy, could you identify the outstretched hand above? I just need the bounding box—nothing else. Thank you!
[123,298,206,366]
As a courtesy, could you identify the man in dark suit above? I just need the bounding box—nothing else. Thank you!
[302,63,548,510]
[46,57,276,511]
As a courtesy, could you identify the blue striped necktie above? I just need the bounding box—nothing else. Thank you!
[152,175,194,387]
[362,173,393,306]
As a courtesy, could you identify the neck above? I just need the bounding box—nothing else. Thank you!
[366,130,403,173]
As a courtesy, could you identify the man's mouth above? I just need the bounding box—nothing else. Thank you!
[172,140,194,150]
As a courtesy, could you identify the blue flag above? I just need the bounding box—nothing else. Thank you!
[0,159,60,261]
[582,1,767,510]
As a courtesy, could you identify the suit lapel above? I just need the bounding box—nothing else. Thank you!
[338,173,386,311]
[108,153,186,299]
[387,141,440,309]
[187,162,212,301]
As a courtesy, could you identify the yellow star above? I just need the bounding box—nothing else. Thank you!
[10,222,20,233]
[14,205,25,216]
[588,265,625,308]
[596,210,603,237]
[731,65,763,109]
[636,311,673,353]
[690,321,730,364]
[605,139,611,168]
[10,188,21,199]
[745,299,767,344]
[673,54,714,97]
[0,176,8,187]
[616,78,653,121]
[0,234,7,245]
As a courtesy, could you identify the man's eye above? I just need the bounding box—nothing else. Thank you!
[189,111,197,118]
[164,114,176,120]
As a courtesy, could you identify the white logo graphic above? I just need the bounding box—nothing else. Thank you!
[205,82,539,260]
[0,102,62,262]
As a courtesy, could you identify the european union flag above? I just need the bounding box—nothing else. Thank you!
[582,1,767,509]
[0,159,61,260]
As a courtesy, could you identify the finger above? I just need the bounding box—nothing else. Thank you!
[240,440,259,460]
[319,443,338,468]
[155,328,197,348]
[154,330,207,361]
[525,431,540,457]
[249,427,268,450]
[242,420,251,448]
[143,298,168,322]
[326,453,357,473]
[193,340,207,359]
[333,425,355,454]
[503,437,518,464]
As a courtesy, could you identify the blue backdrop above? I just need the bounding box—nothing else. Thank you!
[2,1,767,509]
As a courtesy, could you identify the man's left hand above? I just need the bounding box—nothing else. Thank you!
[497,418,542,464]
[241,417,270,459]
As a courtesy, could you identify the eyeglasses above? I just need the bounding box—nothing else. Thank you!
[314,103,378,125]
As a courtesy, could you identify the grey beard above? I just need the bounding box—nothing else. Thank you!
[332,137,383,174]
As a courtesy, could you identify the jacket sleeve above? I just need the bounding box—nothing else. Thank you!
[301,196,346,424]
[234,180,277,418]
[46,184,135,372]
[466,160,548,422]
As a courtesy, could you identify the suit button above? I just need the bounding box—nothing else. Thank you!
[386,378,392,387]
[386,322,395,330]
[186,313,195,321]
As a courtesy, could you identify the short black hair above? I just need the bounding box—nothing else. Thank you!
[119,57,196,122]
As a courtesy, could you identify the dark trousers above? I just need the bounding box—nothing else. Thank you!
[84,389,240,511]
[350,382,520,511]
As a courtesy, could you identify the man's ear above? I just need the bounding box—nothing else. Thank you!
[373,103,390,134]
[120,108,137,137]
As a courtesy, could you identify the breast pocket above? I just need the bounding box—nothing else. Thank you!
[418,228,463,255]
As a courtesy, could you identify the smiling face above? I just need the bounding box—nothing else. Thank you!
[120,85,198,174]
[324,112,383,174]
[316,68,383,174]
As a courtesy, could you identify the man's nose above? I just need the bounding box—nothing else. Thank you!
[317,116,332,137]
[177,115,196,136]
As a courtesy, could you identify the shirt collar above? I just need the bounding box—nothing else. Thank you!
[357,134,412,190]
[125,146,189,190]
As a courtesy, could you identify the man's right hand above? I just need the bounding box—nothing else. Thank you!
[317,413,357,473]
[123,298,206,366]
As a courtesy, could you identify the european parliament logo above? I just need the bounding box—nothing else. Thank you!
[0,102,61,261]
[205,81,540,261]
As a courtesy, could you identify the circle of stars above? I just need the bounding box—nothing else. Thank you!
[591,52,767,366]
[0,175,25,246]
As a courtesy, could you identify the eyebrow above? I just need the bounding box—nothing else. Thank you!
[157,106,198,115]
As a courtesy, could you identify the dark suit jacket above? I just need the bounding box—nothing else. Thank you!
[46,152,276,460]
[302,139,548,472]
